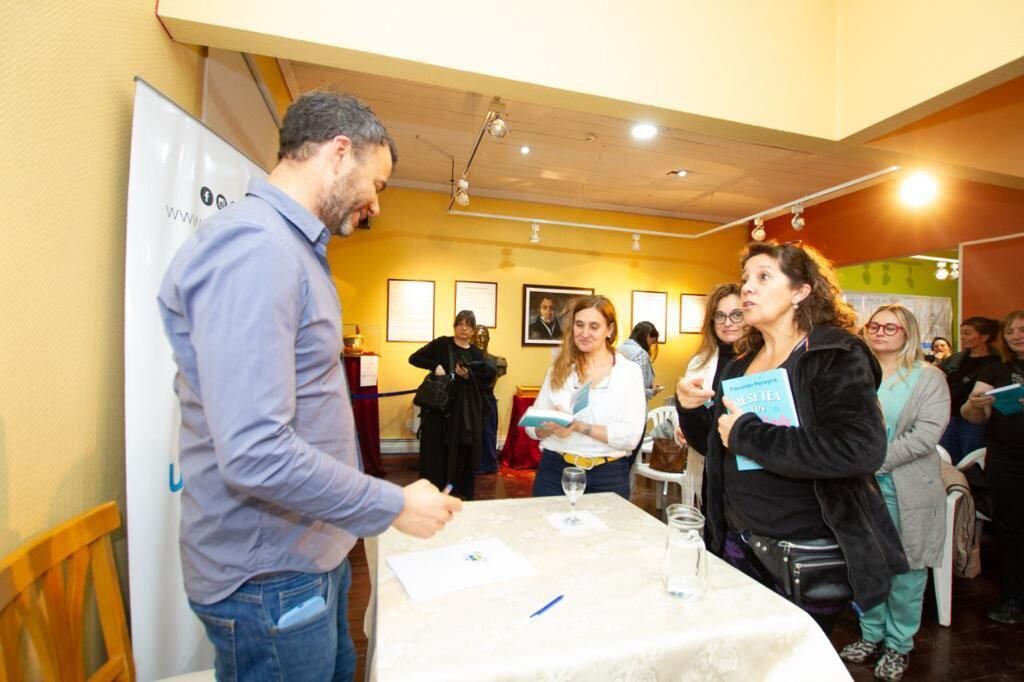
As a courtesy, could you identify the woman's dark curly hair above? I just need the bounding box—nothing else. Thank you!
[736,240,857,354]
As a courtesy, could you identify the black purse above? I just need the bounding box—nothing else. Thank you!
[746,533,853,605]
[413,345,456,414]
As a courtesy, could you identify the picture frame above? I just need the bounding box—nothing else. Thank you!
[386,279,435,342]
[454,280,498,328]
[630,290,668,343]
[522,284,594,346]
[680,293,708,334]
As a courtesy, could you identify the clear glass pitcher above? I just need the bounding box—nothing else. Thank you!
[662,504,707,599]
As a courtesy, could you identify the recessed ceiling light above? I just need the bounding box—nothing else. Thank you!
[631,122,658,141]
[666,169,688,177]
[520,145,531,155]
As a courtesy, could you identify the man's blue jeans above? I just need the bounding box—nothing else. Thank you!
[189,560,355,681]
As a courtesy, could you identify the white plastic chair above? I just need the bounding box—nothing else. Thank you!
[931,446,987,627]
[632,406,691,511]
[956,447,990,526]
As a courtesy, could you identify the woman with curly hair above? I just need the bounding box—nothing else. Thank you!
[676,241,908,637]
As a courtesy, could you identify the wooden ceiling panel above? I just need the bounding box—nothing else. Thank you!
[292,62,888,221]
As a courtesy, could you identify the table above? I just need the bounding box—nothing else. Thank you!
[369,494,850,681]
[499,393,542,469]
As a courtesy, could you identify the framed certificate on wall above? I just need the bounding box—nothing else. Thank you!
[454,280,498,328]
[387,279,435,342]
[680,293,707,334]
[630,290,668,343]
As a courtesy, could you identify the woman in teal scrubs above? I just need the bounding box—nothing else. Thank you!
[840,304,950,682]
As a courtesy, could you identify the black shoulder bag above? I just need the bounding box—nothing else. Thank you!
[413,344,456,414]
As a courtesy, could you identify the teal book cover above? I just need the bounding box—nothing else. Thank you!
[987,383,1024,416]
[721,368,800,471]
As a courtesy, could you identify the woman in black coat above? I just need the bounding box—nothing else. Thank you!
[410,310,495,500]
[676,241,908,636]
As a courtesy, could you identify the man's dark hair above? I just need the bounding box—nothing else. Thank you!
[962,316,999,345]
[278,91,398,163]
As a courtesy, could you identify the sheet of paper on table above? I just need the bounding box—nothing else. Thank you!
[385,537,534,600]
[543,510,608,533]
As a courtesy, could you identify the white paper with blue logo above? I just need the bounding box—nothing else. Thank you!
[721,368,800,471]
[385,538,534,600]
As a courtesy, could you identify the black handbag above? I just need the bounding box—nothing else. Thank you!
[746,533,853,605]
[413,345,456,414]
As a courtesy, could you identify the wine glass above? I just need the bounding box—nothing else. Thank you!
[561,467,586,526]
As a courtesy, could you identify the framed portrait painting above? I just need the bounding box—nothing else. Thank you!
[521,284,594,346]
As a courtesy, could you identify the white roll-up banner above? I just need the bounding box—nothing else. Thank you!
[124,78,266,680]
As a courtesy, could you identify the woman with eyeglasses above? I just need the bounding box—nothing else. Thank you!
[675,241,907,636]
[528,295,647,499]
[838,305,949,681]
[674,283,744,508]
[961,310,1024,625]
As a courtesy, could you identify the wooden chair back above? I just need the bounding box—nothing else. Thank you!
[0,502,134,681]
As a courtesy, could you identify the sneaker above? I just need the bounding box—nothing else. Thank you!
[873,647,910,681]
[839,639,883,663]
[987,599,1024,625]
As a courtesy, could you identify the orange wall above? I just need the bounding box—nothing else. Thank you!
[762,178,1024,265]
[962,235,1024,320]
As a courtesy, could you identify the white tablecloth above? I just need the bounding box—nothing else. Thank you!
[369,493,849,681]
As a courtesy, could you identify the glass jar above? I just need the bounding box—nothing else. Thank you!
[662,504,707,599]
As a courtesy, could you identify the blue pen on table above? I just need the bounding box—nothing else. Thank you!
[528,594,564,620]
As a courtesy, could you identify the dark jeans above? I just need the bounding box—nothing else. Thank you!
[989,448,1024,602]
[189,560,355,682]
[723,531,845,635]
[531,449,631,499]
[939,415,986,464]
[478,394,499,473]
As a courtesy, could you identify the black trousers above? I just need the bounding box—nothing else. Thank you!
[988,447,1024,602]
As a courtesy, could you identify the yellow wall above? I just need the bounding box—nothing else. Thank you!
[329,189,746,440]
[0,2,204,558]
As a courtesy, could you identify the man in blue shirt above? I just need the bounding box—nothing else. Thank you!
[159,91,461,681]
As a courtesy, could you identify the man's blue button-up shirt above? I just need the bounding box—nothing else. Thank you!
[158,179,403,604]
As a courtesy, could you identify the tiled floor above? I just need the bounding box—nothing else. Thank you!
[348,456,1024,681]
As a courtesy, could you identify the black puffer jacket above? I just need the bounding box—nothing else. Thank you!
[678,325,909,610]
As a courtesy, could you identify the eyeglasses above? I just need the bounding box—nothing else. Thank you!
[713,310,744,325]
[866,322,904,336]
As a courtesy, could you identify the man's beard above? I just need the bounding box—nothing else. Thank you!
[319,174,358,237]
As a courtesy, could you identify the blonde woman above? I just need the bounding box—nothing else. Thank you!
[675,283,743,508]
[840,304,949,681]
[528,295,646,498]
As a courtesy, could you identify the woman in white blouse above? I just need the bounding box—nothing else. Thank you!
[529,295,647,498]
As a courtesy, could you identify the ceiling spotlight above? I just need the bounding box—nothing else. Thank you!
[667,169,688,177]
[485,98,510,138]
[529,222,541,244]
[950,264,960,280]
[454,177,470,207]
[631,122,658,141]
[520,145,531,155]
[935,262,949,280]
[631,233,641,252]
[751,216,766,242]
[790,205,805,231]
[900,171,938,207]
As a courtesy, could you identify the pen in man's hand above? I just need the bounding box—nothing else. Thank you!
[442,483,454,494]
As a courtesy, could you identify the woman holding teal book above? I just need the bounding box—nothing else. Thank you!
[961,309,1024,625]
[839,304,949,682]
[676,241,907,638]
